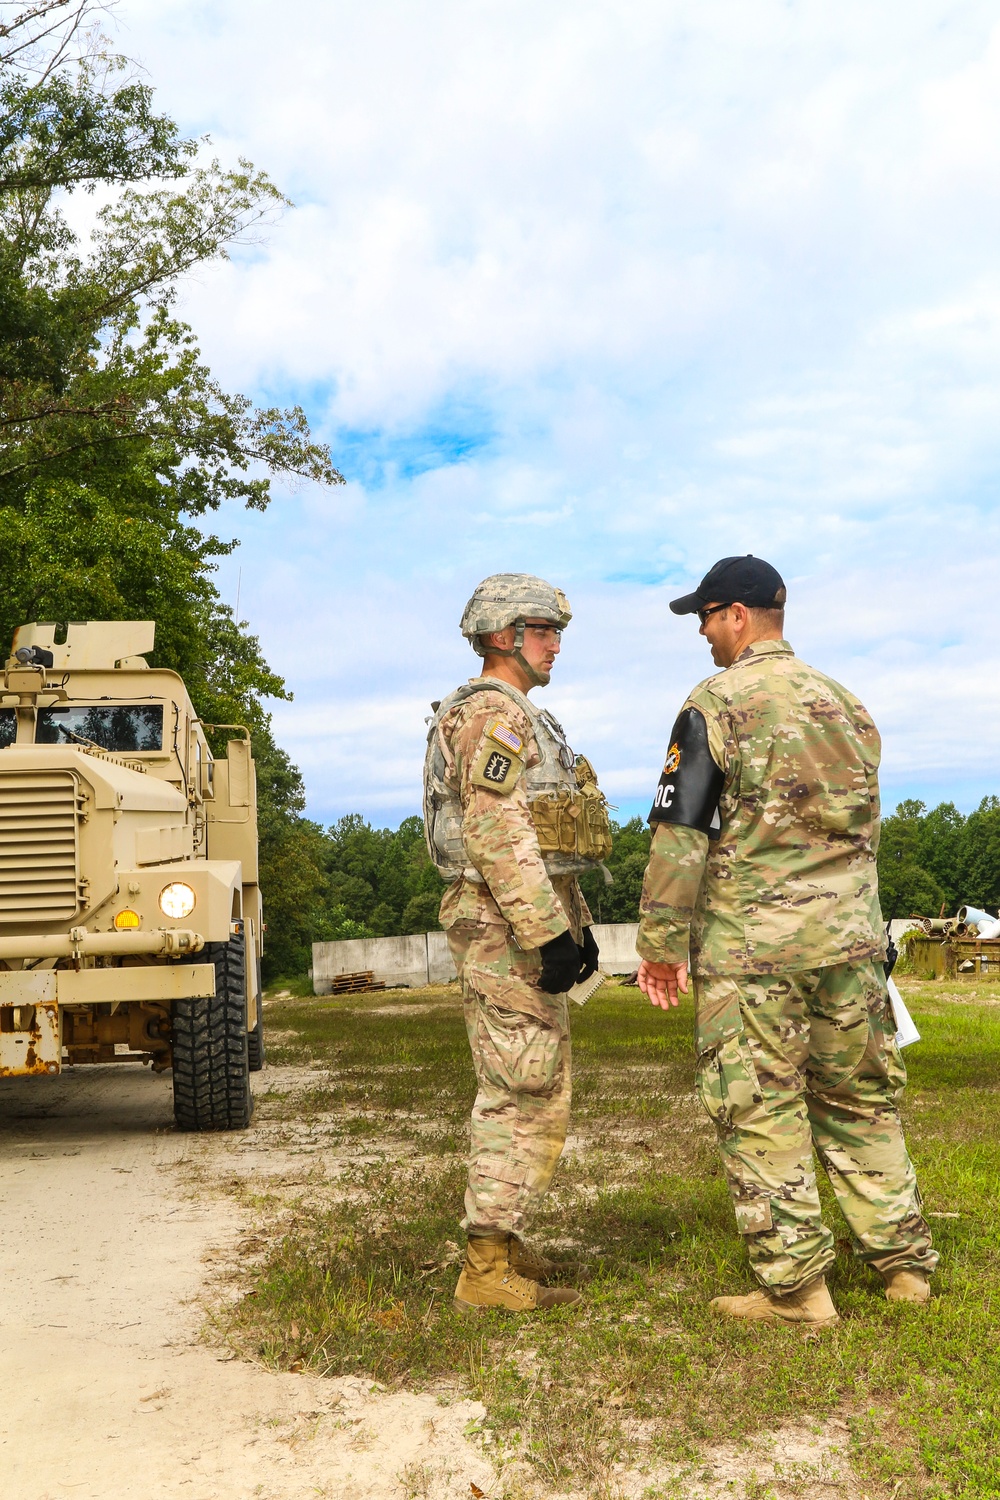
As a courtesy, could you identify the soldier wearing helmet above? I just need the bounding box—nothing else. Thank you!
[424,573,613,1313]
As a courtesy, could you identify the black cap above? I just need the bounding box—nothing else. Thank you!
[669,555,785,616]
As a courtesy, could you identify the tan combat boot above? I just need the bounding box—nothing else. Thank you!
[711,1275,839,1329]
[882,1269,931,1304]
[508,1236,573,1284]
[454,1234,583,1313]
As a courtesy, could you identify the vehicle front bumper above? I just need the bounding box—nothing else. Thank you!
[0,963,215,1076]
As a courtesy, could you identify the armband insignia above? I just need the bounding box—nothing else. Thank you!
[648,707,725,836]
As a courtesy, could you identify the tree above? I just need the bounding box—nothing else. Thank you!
[0,13,342,979]
[579,817,651,924]
[958,797,1000,910]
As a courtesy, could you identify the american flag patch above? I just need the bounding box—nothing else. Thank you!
[487,720,523,755]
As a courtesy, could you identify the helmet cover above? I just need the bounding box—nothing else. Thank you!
[460,574,571,653]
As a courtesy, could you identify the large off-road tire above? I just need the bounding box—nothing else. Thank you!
[172,935,253,1131]
[247,955,266,1072]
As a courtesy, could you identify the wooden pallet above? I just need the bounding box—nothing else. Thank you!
[326,970,387,995]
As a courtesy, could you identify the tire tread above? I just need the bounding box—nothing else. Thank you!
[172,935,253,1131]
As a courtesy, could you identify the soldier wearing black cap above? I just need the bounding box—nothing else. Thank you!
[635,557,937,1328]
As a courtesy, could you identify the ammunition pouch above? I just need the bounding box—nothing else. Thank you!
[529,769,613,862]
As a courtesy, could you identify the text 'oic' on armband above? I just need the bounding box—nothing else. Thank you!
[648,706,724,837]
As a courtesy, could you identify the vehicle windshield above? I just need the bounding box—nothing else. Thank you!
[36,704,164,752]
[0,708,14,748]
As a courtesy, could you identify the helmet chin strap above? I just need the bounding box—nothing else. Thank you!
[481,620,550,688]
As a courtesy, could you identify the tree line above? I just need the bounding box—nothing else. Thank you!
[268,797,1000,982]
[876,797,1000,921]
[261,814,659,978]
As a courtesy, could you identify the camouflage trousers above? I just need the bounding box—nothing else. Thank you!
[694,960,938,1292]
[446,920,571,1236]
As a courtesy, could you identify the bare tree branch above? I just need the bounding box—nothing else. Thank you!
[0,0,110,80]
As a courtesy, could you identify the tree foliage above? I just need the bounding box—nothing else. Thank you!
[877,797,1000,918]
[0,6,344,980]
[260,815,448,981]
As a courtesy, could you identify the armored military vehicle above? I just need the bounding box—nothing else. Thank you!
[0,621,264,1129]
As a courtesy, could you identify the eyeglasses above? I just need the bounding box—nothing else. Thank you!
[696,602,730,626]
[523,623,562,642]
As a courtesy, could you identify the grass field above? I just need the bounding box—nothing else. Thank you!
[217,977,1000,1499]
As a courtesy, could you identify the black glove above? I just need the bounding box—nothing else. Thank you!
[884,932,898,980]
[538,929,583,994]
[578,926,600,982]
[881,918,899,978]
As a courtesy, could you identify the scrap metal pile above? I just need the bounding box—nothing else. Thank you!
[910,905,1000,941]
[905,905,1000,978]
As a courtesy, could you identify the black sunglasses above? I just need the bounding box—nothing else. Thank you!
[697,602,731,626]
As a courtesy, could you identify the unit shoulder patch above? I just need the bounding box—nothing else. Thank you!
[470,731,525,794]
[663,741,682,775]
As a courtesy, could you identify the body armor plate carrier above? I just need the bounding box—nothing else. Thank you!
[423,679,613,882]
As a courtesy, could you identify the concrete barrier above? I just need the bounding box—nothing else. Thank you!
[427,930,458,984]
[591,922,640,974]
[312,933,430,994]
[312,914,908,994]
[313,922,640,992]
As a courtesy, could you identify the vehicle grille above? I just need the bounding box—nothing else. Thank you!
[0,771,81,922]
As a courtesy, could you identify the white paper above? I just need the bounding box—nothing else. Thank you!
[566,971,606,1007]
[887,977,920,1049]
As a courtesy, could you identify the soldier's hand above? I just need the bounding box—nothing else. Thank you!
[538,929,582,994]
[637,959,688,1010]
[578,926,600,982]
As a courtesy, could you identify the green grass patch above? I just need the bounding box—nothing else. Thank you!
[217,978,1000,1497]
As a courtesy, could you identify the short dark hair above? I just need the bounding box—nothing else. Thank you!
[746,585,785,629]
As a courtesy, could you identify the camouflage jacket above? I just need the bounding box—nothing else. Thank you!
[636,640,886,975]
[434,683,591,949]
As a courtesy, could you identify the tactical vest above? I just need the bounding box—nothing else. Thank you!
[423,678,613,883]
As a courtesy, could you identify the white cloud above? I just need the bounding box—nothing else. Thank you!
[94,0,1000,821]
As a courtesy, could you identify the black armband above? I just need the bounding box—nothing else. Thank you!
[647,706,724,837]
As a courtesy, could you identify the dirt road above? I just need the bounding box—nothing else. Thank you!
[0,1063,492,1500]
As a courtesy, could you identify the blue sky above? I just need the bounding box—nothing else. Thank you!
[116,0,1000,828]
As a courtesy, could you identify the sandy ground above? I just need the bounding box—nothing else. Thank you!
[0,1058,867,1500]
[0,1063,493,1500]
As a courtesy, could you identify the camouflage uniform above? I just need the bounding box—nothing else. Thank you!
[435,683,592,1235]
[637,639,937,1290]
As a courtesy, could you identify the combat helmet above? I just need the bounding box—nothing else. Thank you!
[460,573,571,687]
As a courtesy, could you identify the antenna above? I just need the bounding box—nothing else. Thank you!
[235,567,242,624]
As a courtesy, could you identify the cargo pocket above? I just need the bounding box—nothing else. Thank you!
[807,963,884,1094]
[733,1197,773,1234]
[466,967,564,1097]
[694,978,763,1131]
[476,1004,563,1096]
[472,1154,527,1188]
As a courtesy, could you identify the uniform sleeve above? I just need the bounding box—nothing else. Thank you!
[449,699,568,950]
[636,689,728,965]
[636,823,708,963]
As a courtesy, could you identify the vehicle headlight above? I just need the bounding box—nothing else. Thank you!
[159,882,196,919]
